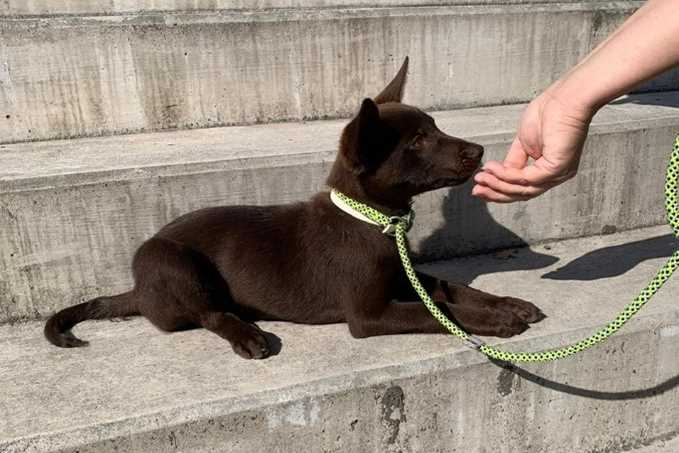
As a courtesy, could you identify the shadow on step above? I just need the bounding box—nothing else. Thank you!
[492,359,679,401]
[610,90,679,108]
[542,234,678,281]
[418,186,677,284]
[417,185,558,284]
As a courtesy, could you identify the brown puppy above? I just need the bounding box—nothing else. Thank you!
[45,58,544,359]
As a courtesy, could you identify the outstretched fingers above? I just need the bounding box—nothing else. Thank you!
[473,150,571,202]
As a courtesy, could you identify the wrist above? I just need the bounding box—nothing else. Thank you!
[546,74,602,121]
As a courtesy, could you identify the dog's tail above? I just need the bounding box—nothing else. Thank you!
[44,292,139,348]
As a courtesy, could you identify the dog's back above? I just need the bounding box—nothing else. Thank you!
[152,194,398,323]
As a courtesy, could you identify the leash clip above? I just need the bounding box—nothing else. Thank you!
[382,212,415,236]
[381,217,402,236]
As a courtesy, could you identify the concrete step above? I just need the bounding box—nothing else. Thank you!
[1,90,679,324]
[1,225,678,452]
[629,435,679,453]
[2,1,679,143]
[0,0,636,16]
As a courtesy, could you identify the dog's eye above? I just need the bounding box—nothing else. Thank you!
[410,132,425,149]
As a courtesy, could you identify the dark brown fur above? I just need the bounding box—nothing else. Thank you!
[45,58,544,359]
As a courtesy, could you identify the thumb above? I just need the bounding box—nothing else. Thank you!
[503,136,529,169]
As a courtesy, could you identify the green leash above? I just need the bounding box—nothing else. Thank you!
[333,135,679,363]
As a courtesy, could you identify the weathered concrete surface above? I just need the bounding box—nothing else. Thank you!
[630,434,679,453]
[1,226,678,452]
[0,0,640,16]
[2,2,677,143]
[1,91,678,323]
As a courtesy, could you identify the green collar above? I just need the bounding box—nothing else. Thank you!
[329,189,414,236]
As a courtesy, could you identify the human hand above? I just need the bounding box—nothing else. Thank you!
[472,88,594,203]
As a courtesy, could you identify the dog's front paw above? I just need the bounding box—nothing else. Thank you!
[493,313,531,338]
[449,304,530,338]
[230,325,270,360]
[500,297,546,324]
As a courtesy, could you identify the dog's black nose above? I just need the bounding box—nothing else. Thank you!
[463,144,484,160]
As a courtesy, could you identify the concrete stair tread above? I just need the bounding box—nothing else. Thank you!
[1,0,641,17]
[2,91,679,192]
[631,435,679,453]
[2,2,642,24]
[2,224,679,452]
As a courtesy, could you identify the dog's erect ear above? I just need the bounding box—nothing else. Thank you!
[374,56,409,104]
[340,98,394,172]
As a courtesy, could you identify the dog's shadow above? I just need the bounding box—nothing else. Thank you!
[415,184,559,284]
[416,184,677,283]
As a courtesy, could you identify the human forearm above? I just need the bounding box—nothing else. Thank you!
[554,0,679,113]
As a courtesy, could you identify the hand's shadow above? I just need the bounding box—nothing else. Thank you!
[542,234,678,281]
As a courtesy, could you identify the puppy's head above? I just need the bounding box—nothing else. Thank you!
[328,57,484,209]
